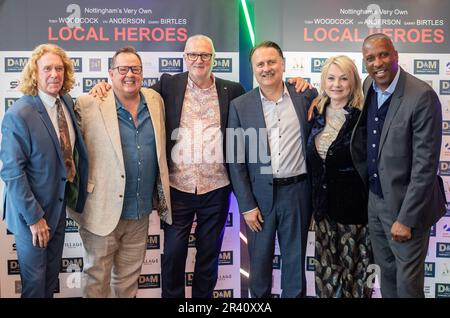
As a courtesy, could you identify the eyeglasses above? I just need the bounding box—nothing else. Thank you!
[112,65,143,75]
[185,53,213,62]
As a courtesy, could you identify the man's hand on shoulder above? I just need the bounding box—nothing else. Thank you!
[88,80,111,100]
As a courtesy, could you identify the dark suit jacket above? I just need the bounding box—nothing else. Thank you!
[151,72,245,164]
[0,94,88,236]
[227,84,317,214]
[351,68,446,229]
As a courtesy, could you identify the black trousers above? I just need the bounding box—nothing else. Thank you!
[161,185,231,298]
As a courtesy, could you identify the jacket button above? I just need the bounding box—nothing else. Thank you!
[119,194,123,198]
[121,175,125,178]
[59,198,63,202]
[269,182,273,186]
[62,177,67,181]
[322,184,327,189]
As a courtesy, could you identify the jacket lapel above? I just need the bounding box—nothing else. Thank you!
[377,68,405,159]
[173,72,188,130]
[142,89,162,162]
[216,78,229,136]
[287,85,308,151]
[99,91,125,169]
[32,95,64,166]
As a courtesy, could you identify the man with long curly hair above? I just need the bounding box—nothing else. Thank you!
[0,43,88,297]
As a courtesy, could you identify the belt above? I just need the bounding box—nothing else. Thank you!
[273,173,307,186]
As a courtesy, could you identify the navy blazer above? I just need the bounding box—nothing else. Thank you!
[1,94,88,236]
[227,84,317,214]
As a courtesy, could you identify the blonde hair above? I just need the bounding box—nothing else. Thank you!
[316,55,363,114]
[19,43,75,96]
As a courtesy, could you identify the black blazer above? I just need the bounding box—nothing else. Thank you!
[307,105,367,224]
[151,72,245,163]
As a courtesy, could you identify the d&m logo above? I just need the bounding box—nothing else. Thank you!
[413,59,439,75]
[424,262,435,277]
[159,58,183,73]
[306,256,316,271]
[443,121,450,135]
[435,283,450,298]
[5,98,19,111]
[71,57,82,72]
[436,242,450,258]
[226,212,233,227]
[5,57,28,72]
[440,80,450,95]
[146,234,160,250]
[7,259,20,275]
[311,58,327,73]
[439,162,450,176]
[218,251,233,265]
[143,78,158,87]
[60,257,83,273]
[138,274,160,288]
[213,289,233,298]
[272,254,281,270]
[65,217,79,233]
[185,272,194,286]
[212,58,232,73]
[83,78,108,92]
[188,233,196,248]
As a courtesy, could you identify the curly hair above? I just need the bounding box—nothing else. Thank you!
[19,43,75,96]
[316,55,364,114]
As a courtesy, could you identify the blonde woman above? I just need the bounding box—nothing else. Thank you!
[306,55,373,298]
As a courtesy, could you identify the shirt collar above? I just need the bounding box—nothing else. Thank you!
[372,67,400,95]
[259,82,289,103]
[38,89,59,108]
[187,74,216,90]
[114,91,146,111]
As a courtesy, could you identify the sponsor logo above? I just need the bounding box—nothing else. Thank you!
[89,58,101,72]
[7,259,20,275]
[430,224,436,237]
[159,58,183,73]
[306,256,316,271]
[436,242,450,258]
[443,121,450,135]
[60,257,83,273]
[435,283,450,298]
[9,80,20,90]
[5,57,28,72]
[138,274,160,288]
[439,262,450,280]
[11,243,16,252]
[446,61,450,75]
[188,234,196,248]
[5,98,19,110]
[185,272,194,286]
[413,59,439,75]
[218,273,232,281]
[439,162,450,176]
[64,242,82,249]
[71,57,82,72]
[218,251,233,265]
[108,58,113,69]
[226,213,233,227]
[65,217,79,233]
[287,57,306,71]
[362,59,367,73]
[146,234,160,250]
[213,289,233,298]
[14,280,21,294]
[83,77,108,92]
[440,80,450,95]
[442,223,450,237]
[142,257,159,266]
[311,58,327,73]
[212,58,232,73]
[272,254,281,270]
[424,262,435,277]
[143,77,158,87]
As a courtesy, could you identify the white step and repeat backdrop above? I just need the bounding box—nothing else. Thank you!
[254,0,450,298]
[0,0,241,298]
